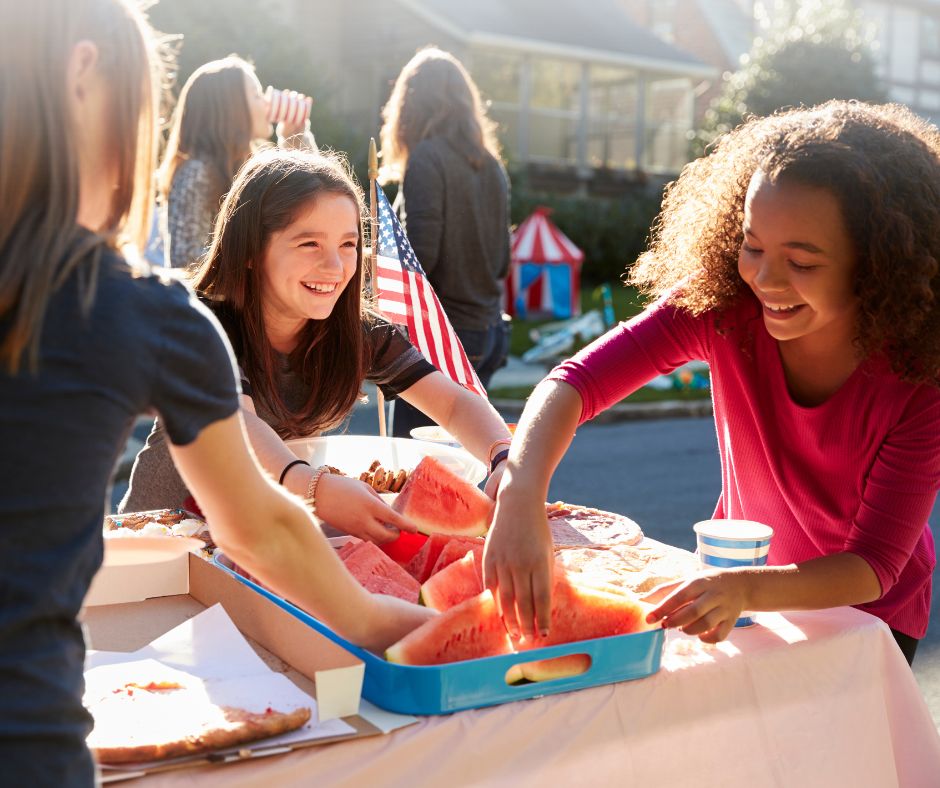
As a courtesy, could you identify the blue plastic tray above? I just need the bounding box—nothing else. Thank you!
[213,554,665,715]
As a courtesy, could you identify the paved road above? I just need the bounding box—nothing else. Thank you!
[347,405,940,727]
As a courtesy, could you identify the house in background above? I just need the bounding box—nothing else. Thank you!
[622,0,940,126]
[858,0,940,123]
[619,0,753,123]
[284,0,714,193]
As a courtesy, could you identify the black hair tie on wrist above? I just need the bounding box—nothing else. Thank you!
[489,449,510,474]
[279,459,310,485]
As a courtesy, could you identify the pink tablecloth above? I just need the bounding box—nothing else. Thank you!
[134,607,940,788]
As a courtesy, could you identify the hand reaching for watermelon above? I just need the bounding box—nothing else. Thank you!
[482,492,555,640]
[641,569,749,643]
[314,474,419,545]
[482,461,507,500]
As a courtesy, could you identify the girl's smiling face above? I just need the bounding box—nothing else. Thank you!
[259,193,359,343]
[738,169,859,353]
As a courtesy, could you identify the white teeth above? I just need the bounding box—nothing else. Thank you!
[766,304,799,313]
[302,282,337,293]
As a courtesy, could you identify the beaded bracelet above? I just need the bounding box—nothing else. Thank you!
[279,459,310,486]
[304,465,331,512]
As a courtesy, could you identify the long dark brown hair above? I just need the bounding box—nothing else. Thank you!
[157,56,255,211]
[0,0,160,372]
[630,100,940,385]
[379,46,501,182]
[192,148,370,437]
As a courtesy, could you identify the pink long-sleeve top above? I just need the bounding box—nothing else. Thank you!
[548,294,940,638]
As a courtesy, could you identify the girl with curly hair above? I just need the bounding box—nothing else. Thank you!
[484,101,940,665]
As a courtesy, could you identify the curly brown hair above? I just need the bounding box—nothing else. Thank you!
[629,100,940,384]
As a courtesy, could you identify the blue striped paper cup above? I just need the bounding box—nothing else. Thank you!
[693,519,773,627]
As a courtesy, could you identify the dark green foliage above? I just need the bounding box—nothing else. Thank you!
[509,172,663,285]
[695,0,886,156]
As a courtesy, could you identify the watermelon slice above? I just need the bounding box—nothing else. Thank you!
[392,456,494,537]
[513,571,656,651]
[428,538,485,578]
[340,541,422,603]
[386,591,513,665]
[420,551,484,611]
[405,534,482,583]
[379,530,428,565]
[506,654,593,685]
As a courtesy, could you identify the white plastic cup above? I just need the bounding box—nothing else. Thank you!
[265,86,312,126]
[693,519,773,627]
[409,426,461,449]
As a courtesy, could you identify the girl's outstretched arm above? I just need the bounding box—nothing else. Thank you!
[483,379,583,639]
[399,370,512,496]
[169,412,435,652]
[643,553,882,643]
[239,396,418,543]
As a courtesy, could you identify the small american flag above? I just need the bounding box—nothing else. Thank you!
[373,185,486,398]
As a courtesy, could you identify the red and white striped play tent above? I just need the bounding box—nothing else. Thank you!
[505,207,584,320]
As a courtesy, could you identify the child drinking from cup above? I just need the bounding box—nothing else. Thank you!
[485,101,940,665]
[123,148,513,542]
[158,55,315,268]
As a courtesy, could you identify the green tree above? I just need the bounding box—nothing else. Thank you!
[695,0,886,154]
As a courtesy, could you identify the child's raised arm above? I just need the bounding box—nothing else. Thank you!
[483,379,583,639]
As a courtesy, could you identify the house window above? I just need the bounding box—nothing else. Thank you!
[923,15,940,60]
[644,77,693,173]
[527,57,581,164]
[587,65,640,169]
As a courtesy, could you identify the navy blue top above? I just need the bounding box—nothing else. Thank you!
[0,240,239,782]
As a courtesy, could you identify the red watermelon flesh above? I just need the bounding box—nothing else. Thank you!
[405,534,482,583]
[392,456,493,537]
[336,538,364,561]
[340,541,421,603]
[385,591,513,665]
[513,571,656,651]
[379,529,428,565]
[428,538,485,578]
[420,551,484,612]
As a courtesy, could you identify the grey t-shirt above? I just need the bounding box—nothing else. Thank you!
[0,240,239,782]
[121,315,435,513]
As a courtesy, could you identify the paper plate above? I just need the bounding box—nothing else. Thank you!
[285,435,486,485]
[102,536,204,568]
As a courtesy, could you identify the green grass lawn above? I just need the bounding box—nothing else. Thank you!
[496,283,711,404]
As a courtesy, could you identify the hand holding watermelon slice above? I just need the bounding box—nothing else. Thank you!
[314,473,419,545]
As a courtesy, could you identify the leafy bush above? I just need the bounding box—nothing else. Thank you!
[509,173,663,285]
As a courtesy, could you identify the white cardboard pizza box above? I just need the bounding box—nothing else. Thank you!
[80,548,391,781]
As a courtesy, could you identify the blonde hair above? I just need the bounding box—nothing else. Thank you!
[0,0,161,371]
[157,55,256,207]
[379,47,501,182]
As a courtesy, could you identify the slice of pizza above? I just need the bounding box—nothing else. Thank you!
[545,501,644,547]
[86,675,311,765]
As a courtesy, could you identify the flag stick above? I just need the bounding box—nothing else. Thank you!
[368,138,388,437]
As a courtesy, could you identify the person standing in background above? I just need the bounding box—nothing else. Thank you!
[158,55,315,268]
[379,47,512,438]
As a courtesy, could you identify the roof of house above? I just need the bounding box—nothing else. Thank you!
[695,0,754,68]
[394,0,715,77]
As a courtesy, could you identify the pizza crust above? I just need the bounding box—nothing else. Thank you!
[545,501,644,547]
[87,679,311,765]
